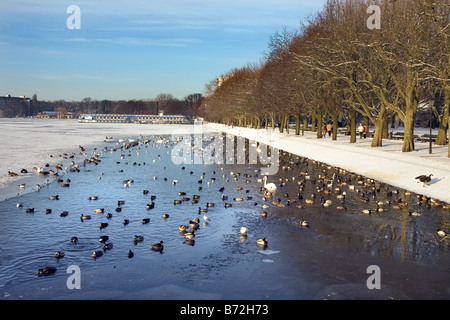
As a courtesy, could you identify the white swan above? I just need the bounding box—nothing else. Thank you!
[263,176,277,194]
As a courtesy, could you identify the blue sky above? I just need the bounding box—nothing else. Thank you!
[0,0,326,101]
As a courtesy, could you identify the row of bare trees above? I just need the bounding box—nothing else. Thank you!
[200,0,449,156]
[1,93,203,118]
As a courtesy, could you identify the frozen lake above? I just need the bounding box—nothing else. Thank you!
[1,133,449,299]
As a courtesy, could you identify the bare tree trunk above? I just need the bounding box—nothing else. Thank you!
[295,114,301,135]
[371,106,386,147]
[402,107,416,152]
[316,111,323,138]
[331,113,338,140]
[436,89,449,146]
[302,116,308,135]
[348,108,356,143]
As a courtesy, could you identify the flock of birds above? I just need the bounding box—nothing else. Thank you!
[6,134,450,277]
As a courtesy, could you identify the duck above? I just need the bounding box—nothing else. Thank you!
[26,208,35,213]
[224,203,232,208]
[150,241,164,252]
[102,243,113,250]
[123,219,130,225]
[256,238,268,247]
[49,195,59,200]
[162,213,170,219]
[16,203,23,208]
[92,251,103,258]
[261,211,268,217]
[300,220,310,227]
[60,211,69,217]
[133,235,144,242]
[55,251,65,258]
[202,214,210,221]
[106,213,113,219]
[99,235,109,243]
[128,250,134,258]
[184,232,195,240]
[179,225,189,232]
[88,196,98,200]
[336,205,347,210]
[415,174,433,187]
[261,204,270,209]
[71,236,78,243]
[45,209,52,214]
[362,209,372,214]
[8,171,18,177]
[99,222,108,229]
[141,218,150,224]
[437,230,447,237]
[80,214,91,220]
[240,227,248,236]
[36,266,57,275]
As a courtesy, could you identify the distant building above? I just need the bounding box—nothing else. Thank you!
[78,113,194,124]
[0,94,31,113]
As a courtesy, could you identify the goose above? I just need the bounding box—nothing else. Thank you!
[36,266,57,275]
[49,195,59,200]
[261,204,270,209]
[89,196,99,200]
[150,241,164,252]
[263,176,277,194]
[80,214,91,220]
[16,203,23,208]
[224,203,232,208]
[256,238,268,247]
[415,174,433,187]
[362,209,372,214]
[94,208,105,214]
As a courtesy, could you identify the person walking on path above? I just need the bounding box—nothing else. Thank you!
[363,124,368,139]
[358,123,364,139]
[327,122,333,137]
[322,124,327,138]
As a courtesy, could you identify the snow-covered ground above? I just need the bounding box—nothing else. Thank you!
[207,123,450,204]
[1,118,449,204]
